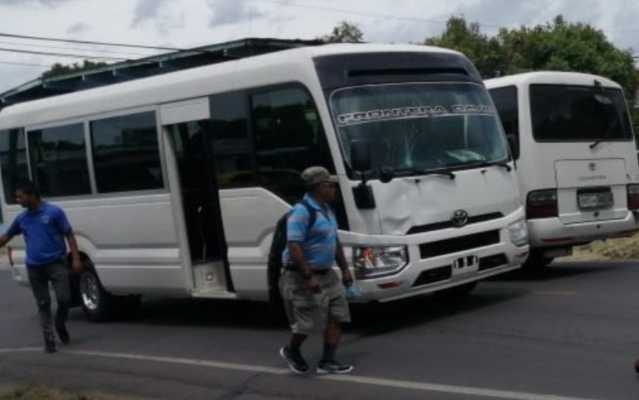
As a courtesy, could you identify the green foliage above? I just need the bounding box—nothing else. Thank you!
[425,16,506,79]
[424,15,637,102]
[42,60,107,79]
[320,21,364,43]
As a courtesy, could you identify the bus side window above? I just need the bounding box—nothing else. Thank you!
[28,123,92,197]
[209,91,255,189]
[249,85,336,204]
[90,111,163,193]
[0,129,29,204]
[489,86,519,159]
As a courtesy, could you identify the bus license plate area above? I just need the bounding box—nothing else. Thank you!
[453,256,479,272]
[577,190,613,210]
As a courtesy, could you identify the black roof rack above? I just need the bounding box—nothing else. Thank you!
[0,37,323,111]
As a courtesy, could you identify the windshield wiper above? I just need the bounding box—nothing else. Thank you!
[484,160,513,172]
[590,118,618,150]
[400,168,456,179]
[451,160,512,172]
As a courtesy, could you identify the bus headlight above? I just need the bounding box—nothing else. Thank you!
[508,219,529,247]
[353,246,408,279]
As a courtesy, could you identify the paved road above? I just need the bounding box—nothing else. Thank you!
[1,262,639,400]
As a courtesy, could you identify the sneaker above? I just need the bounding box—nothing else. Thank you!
[279,346,309,374]
[56,324,70,345]
[316,360,354,375]
[44,337,58,354]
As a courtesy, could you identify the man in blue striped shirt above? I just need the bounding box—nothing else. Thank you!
[279,166,354,375]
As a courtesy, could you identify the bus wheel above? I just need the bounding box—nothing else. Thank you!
[522,250,554,271]
[434,282,478,300]
[79,268,116,322]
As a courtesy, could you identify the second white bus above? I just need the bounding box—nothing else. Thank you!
[487,71,639,268]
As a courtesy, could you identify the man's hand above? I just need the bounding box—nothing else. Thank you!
[306,276,322,294]
[71,257,83,272]
[341,269,354,287]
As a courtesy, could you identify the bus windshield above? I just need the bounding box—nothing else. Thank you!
[329,82,510,176]
[530,84,633,142]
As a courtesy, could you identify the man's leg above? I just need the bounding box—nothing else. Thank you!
[322,320,342,362]
[26,267,56,353]
[48,261,71,344]
[317,271,353,374]
[279,271,314,374]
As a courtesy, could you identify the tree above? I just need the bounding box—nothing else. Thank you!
[320,21,364,43]
[424,16,506,78]
[498,16,637,102]
[42,60,108,79]
[424,16,637,103]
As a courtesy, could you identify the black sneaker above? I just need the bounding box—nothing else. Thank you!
[279,346,309,374]
[316,360,354,375]
[56,324,70,345]
[44,337,58,354]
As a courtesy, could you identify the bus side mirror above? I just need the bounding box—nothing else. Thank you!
[507,134,520,160]
[350,139,376,209]
[350,139,372,173]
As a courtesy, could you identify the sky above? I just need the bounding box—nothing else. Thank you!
[0,0,638,93]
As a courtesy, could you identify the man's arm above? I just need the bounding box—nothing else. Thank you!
[335,241,348,272]
[336,241,353,286]
[0,234,13,249]
[64,231,82,271]
[1,216,22,248]
[288,242,321,293]
[288,242,314,280]
[55,208,82,271]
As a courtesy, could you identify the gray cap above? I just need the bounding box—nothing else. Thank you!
[302,166,339,186]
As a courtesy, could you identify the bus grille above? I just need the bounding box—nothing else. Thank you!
[479,254,509,271]
[419,230,500,259]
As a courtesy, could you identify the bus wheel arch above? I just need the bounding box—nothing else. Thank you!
[73,255,140,322]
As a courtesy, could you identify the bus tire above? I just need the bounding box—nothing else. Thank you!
[434,282,478,300]
[79,267,117,322]
[68,268,82,308]
[522,250,554,271]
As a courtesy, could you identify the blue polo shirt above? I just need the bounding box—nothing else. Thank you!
[282,194,338,271]
[7,202,72,267]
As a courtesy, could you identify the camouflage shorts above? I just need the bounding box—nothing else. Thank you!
[279,269,351,335]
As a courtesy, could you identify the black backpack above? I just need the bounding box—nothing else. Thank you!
[267,200,317,302]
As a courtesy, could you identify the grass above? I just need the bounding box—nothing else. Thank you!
[0,386,156,400]
[0,386,99,400]
[565,234,639,262]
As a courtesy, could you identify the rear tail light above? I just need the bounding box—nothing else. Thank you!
[7,246,13,267]
[627,184,639,210]
[527,190,558,219]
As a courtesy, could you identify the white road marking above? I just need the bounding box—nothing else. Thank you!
[532,291,576,296]
[0,347,607,400]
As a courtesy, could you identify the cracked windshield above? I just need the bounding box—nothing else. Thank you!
[330,82,510,174]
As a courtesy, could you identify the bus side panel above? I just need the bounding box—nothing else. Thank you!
[219,188,290,300]
[6,193,188,296]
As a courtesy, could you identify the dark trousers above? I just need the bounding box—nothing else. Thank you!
[26,261,70,339]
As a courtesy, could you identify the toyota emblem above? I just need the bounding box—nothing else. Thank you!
[451,210,469,228]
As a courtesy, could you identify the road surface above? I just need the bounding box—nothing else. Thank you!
[1,262,639,400]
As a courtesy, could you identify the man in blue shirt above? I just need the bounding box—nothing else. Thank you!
[0,182,82,353]
[279,166,354,375]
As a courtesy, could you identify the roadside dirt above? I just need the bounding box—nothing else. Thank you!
[565,234,639,262]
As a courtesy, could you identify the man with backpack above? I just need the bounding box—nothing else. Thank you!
[278,166,354,375]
